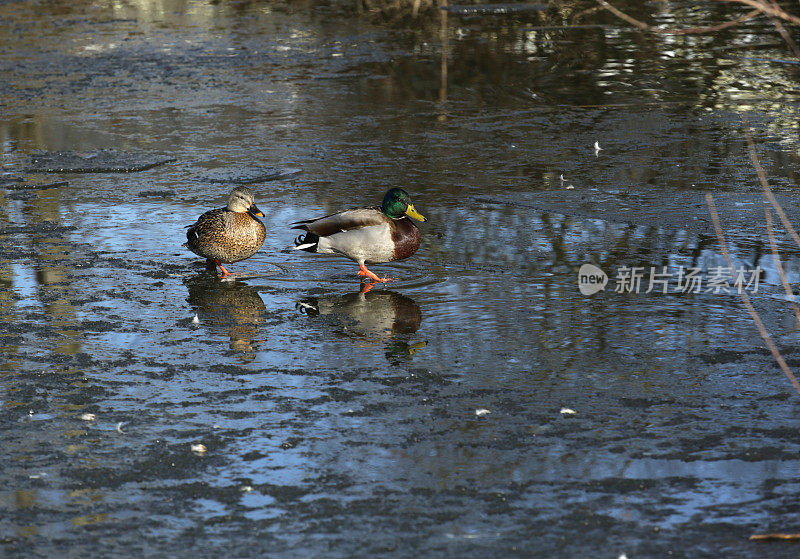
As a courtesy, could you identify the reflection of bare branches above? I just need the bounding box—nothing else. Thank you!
[763,0,800,59]
[439,0,448,104]
[359,0,437,22]
[722,0,800,26]
[743,118,800,249]
[705,116,800,395]
[600,0,800,63]
[763,205,800,325]
[600,0,800,61]
[743,115,800,321]
[705,193,800,397]
[597,1,762,34]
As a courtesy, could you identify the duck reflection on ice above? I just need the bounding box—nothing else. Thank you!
[184,272,266,359]
[297,287,426,362]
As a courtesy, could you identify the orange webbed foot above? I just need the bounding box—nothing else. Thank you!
[357,264,393,283]
[215,261,232,277]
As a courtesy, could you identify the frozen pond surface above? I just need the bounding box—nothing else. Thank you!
[3,0,800,556]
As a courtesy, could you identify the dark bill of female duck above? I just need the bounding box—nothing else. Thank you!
[183,185,267,277]
[291,187,426,284]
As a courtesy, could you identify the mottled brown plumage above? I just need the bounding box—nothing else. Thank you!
[184,186,266,276]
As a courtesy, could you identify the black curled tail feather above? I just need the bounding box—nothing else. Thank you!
[185,224,199,248]
[294,232,320,253]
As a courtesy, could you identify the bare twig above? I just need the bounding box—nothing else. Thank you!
[750,533,800,541]
[719,0,800,27]
[764,0,800,59]
[573,5,605,21]
[597,1,762,34]
[705,193,800,397]
[763,204,800,325]
[600,0,800,60]
[742,117,800,250]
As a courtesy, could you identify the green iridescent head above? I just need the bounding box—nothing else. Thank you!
[381,188,426,222]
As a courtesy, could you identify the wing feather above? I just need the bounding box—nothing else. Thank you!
[291,206,387,237]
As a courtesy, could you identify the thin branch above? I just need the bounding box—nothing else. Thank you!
[764,0,800,59]
[742,117,800,250]
[763,204,800,325]
[597,1,762,34]
[718,0,800,27]
[705,193,800,397]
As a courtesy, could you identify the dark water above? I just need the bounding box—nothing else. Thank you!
[4,1,800,556]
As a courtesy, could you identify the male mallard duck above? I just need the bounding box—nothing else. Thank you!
[184,186,266,277]
[291,187,426,283]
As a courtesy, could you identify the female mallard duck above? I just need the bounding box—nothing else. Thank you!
[184,186,266,277]
[291,187,426,283]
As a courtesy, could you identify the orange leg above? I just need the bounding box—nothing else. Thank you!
[215,260,232,277]
[357,263,393,283]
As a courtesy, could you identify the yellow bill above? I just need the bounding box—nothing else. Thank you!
[404,204,426,222]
